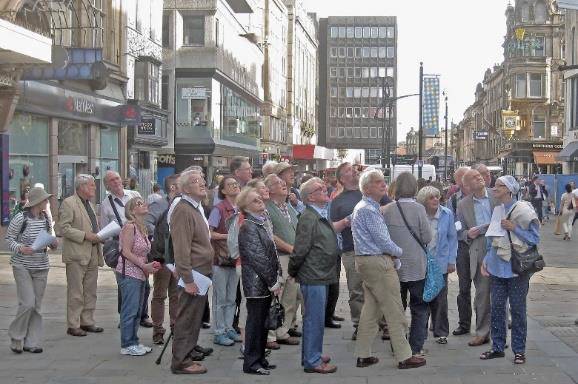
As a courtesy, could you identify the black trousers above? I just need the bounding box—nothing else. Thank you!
[532,199,543,222]
[118,279,151,321]
[244,296,272,372]
[202,299,210,323]
[428,274,449,337]
[456,241,472,330]
[325,258,341,322]
[399,279,429,354]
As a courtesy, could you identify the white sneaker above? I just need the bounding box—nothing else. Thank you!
[121,345,146,356]
[138,344,152,353]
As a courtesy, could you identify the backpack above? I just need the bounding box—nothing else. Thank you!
[149,207,173,264]
[226,212,244,262]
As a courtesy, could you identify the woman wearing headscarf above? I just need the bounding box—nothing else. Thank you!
[480,175,540,365]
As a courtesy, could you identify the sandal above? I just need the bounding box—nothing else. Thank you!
[480,350,505,360]
[514,353,526,364]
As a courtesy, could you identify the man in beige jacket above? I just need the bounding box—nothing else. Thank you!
[58,174,104,337]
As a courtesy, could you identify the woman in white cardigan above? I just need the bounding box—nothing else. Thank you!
[559,183,575,241]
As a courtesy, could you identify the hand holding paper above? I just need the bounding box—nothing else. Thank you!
[97,221,121,240]
[31,230,57,252]
[486,205,507,237]
[166,263,212,296]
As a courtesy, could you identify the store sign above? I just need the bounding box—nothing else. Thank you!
[182,87,207,99]
[474,131,489,140]
[137,119,156,135]
[532,143,563,150]
[158,154,176,167]
[551,125,559,137]
[64,96,95,115]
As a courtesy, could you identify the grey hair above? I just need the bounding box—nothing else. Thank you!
[416,186,441,205]
[75,174,95,190]
[183,165,203,175]
[359,169,384,194]
[300,177,323,203]
[178,169,203,190]
[262,161,278,177]
[264,173,281,188]
[472,163,488,173]
[395,172,418,199]
[236,187,258,213]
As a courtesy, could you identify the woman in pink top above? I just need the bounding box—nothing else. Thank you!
[116,197,160,356]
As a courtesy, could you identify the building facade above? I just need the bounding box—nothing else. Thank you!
[318,16,397,165]
[163,0,264,179]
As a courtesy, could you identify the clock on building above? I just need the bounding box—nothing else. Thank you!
[504,116,516,129]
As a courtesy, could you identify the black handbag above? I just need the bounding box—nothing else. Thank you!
[265,296,285,331]
[103,195,124,269]
[506,205,545,275]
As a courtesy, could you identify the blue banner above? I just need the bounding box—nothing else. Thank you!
[422,76,440,137]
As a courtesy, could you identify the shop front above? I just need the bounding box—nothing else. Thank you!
[1,80,136,227]
[500,140,563,176]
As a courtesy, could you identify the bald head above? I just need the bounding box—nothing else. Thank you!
[464,169,485,194]
[453,167,469,188]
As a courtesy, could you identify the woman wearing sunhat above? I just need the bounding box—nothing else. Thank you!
[4,186,58,354]
[480,175,540,365]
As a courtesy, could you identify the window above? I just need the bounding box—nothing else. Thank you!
[355,67,361,78]
[370,67,377,78]
[387,27,395,38]
[529,73,544,97]
[532,114,546,138]
[371,47,378,58]
[347,47,354,57]
[330,87,337,97]
[330,27,338,38]
[347,67,354,78]
[162,12,170,48]
[339,27,346,38]
[330,107,337,117]
[533,36,545,56]
[354,87,361,98]
[346,87,354,97]
[369,107,377,118]
[379,47,386,58]
[361,47,369,57]
[387,47,395,58]
[330,47,338,57]
[387,67,394,77]
[515,74,526,98]
[363,27,370,38]
[362,67,369,78]
[355,27,362,38]
[339,87,346,97]
[135,60,161,105]
[355,47,362,57]
[354,107,361,117]
[339,47,346,57]
[346,107,353,118]
[361,107,369,118]
[347,27,354,38]
[371,27,378,38]
[183,16,204,45]
[338,67,346,78]
[330,67,337,77]
[379,67,386,77]
[570,77,578,129]
[362,87,370,97]
[379,27,387,38]
[162,75,169,110]
[338,107,345,117]
[534,1,548,23]
[370,87,378,97]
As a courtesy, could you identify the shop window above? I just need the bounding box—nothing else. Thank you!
[58,120,89,156]
[183,15,204,45]
[135,60,161,106]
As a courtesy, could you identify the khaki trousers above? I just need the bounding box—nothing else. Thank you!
[9,265,48,348]
[151,266,178,336]
[276,254,302,340]
[472,267,491,338]
[65,252,99,329]
[354,255,412,363]
[342,250,364,325]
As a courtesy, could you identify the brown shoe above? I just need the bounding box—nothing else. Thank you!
[171,363,207,375]
[80,325,103,333]
[67,328,87,337]
[468,336,490,347]
[266,341,280,350]
[398,356,426,369]
[321,355,331,364]
[356,356,379,368]
[152,333,164,345]
[304,362,337,374]
[277,337,299,345]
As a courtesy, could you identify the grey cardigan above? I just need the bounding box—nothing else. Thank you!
[382,200,432,282]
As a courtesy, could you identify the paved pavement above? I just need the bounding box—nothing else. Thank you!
[1,220,578,384]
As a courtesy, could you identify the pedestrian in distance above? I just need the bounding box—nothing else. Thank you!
[559,184,575,241]
[5,186,58,354]
[480,176,540,365]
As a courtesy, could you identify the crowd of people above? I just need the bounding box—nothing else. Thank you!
[7,156,570,376]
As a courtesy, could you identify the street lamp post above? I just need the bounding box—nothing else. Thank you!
[418,62,424,179]
[443,91,448,181]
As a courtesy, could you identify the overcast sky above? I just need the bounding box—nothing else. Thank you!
[304,0,511,143]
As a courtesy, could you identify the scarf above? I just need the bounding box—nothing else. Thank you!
[491,200,539,262]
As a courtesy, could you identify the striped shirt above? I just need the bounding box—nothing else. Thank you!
[4,212,51,270]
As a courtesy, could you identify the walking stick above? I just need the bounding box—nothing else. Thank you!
[155,331,173,365]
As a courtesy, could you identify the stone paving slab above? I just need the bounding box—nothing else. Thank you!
[0,220,578,384]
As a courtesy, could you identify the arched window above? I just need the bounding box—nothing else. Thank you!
[534,1,548,23]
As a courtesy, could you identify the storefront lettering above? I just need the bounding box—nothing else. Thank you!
[137,119,156,135]
[65,96,95,115]
[532,143,563,150]
[158,154,176,167]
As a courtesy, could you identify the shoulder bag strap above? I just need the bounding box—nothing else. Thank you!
[505,204,518,246]
[108,194,123,227]
[396,201,427,253]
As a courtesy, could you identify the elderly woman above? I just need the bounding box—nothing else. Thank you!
[5,187,58,354]
[559,183,575,240]
[480,176,540,365]
[416,186,458,345]
[382,172,432,356]
[237,187,282,375]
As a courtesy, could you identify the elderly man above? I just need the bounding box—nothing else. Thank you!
[230,156,253,188]
[472,163,492,188]
[262,160,278,178]
[99,171,152,327]
[289,178,341,374]
[351,169,425,369]
[447,167,474,336]
[58,174,104,337]
[170,171,214,375]
[275,162,305,213]
[457,169,497,346]
[264,173,301,346]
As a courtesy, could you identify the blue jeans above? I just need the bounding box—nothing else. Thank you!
[212,265,239,336]
[490,274,530,354]
[116,273,145,348]
[300,284,327,369]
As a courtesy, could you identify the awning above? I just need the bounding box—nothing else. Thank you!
[533,151,559,165]
[557,141,578,162]
[293,145,335,161]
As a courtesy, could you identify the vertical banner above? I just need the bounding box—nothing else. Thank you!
[1,134,9,226]
[422,75,440,137]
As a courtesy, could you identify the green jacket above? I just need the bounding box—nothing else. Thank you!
[266,200,298,254]
[288,205,340,285]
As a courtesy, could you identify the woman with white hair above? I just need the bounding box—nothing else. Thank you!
[480,175,540,365]
[416,186,458,345]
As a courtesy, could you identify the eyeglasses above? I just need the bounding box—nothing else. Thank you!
[311,185,327,195]
[191,179,207,187]
[135,201,145,207]
[226,182,240,187]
